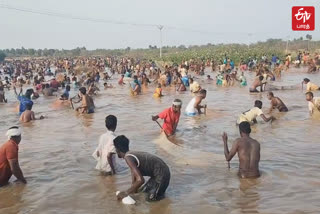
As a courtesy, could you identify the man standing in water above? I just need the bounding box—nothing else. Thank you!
[185,89,207,116]
[114,135,170,201]
[0,127,27,186]
[222,121,260,178]
[249,76,264,93]
[237,100,275,125]
[152,99,182,136]
[93,115,118,175]
[20,103,44,123]
[73,87,95,114]
[14,86,34,115]
[267,92,288,112]
[305,92,320,115]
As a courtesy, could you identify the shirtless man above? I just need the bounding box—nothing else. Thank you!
[249,76,264,93]
[185,89,207,116]
[20,103,44,122]
[222,121,260,178]
[88,83,100,95]
[74,87,95,114]
[267,92,288,112]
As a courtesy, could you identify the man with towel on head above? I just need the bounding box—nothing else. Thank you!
[152,99,182,136]
[0,127,27,186]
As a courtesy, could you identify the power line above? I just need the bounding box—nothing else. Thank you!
[0,3,260,36]
[0,3,314,40]
[0,3,158,28]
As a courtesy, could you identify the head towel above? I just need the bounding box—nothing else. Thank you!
[6,127,21,139]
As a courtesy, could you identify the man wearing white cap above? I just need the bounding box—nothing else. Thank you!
[152,99,182,136]
[0,127,26,186]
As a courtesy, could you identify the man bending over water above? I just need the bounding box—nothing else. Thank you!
[249,76,264,93]
[222,121,260,178]
[267,92,288,112]
[185,89,207,116]
[114,135,170,202]
[237,100,275,125]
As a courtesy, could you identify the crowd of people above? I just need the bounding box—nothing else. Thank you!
[0,52,320,203]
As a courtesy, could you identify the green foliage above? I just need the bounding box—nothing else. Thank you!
[1,37,320,65]
[0,51,6,62]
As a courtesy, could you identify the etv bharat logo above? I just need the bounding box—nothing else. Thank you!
[292,7,315,31]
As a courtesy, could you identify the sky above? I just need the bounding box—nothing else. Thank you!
[0,0,319,50]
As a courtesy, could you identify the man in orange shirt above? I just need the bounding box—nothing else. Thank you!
[0,127,26,187]
[152,99,182,136]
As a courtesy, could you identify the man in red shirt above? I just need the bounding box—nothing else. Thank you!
[50,78,60,91]
[152,99,182,136]
[0,127,26,187]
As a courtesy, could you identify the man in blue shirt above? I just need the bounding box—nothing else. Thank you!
[61,85,71,100]
[271,55,277,70]
[14,86,34,115]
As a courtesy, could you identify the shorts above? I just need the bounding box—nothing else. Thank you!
[249,88,259,93]
[279,106,288,112]
[88,108,94,114]
[186,112,197,116]
[241,81,247,86]
[142,165,170,201]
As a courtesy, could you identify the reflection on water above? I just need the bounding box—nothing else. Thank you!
[1,68,320,213]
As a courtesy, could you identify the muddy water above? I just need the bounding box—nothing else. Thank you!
[0,68,320,214]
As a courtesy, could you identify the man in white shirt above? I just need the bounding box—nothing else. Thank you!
[93,115,118,175]
[189,78,201,93]
[305,92,320,115]
[237,100,275,125]
[185,89,207,116]
[302,78,319,92]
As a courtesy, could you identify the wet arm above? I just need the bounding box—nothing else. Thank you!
[31,112,36,120]
[8,159,26,184]
[224,139,239,162]
[133,85,139,93]
[107,152,116,174]
[260,114,273,122]
[124,156,145,195]
[269,101,275,113]
[194,98,203,114]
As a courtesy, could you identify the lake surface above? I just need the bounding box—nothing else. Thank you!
[0,67,319,214]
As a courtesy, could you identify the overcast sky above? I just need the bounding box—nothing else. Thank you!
[0,0,319,50]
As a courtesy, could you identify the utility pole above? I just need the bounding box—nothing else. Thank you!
[158,25,164,58]
[286,36,290,54]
